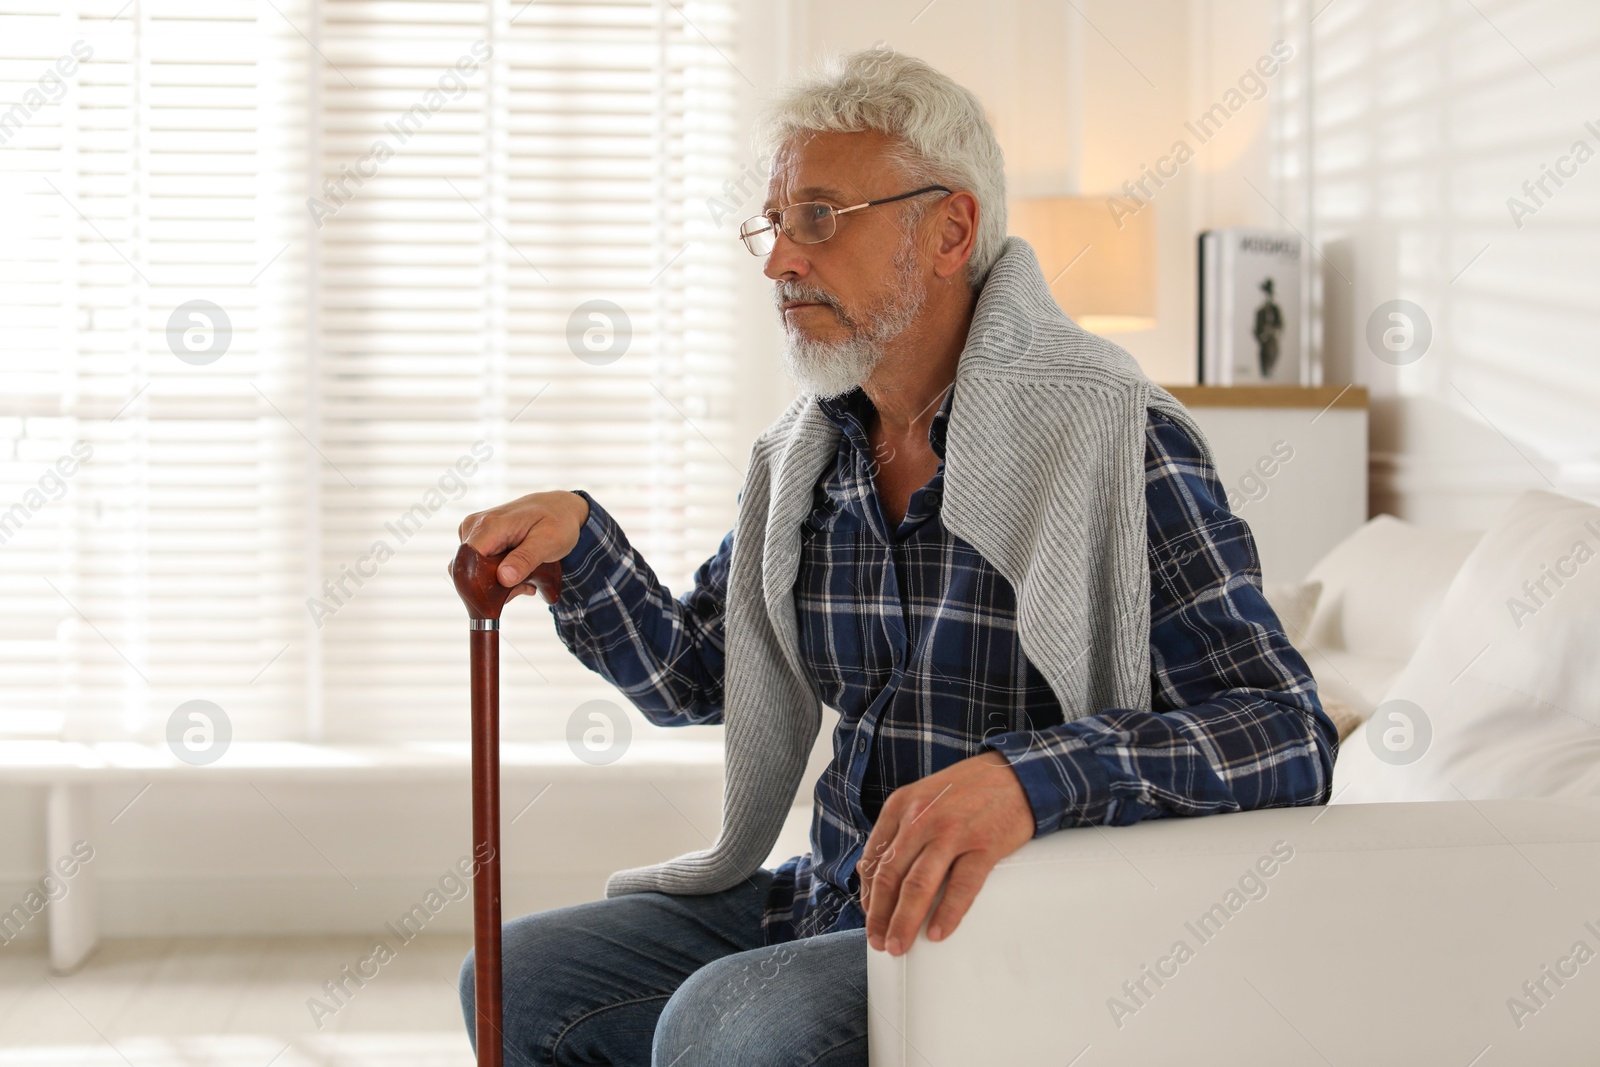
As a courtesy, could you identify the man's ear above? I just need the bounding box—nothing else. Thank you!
[930,190,978,282]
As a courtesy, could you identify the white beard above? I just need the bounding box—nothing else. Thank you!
[781,330,885,400]
[777,238,927,400]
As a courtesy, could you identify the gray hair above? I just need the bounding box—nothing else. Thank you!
[753,47,1008,288]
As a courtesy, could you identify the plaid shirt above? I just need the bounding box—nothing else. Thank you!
[550,384,1337,947]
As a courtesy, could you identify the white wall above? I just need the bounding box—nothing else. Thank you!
[1211,0,1600,527]
[728,0,811,449]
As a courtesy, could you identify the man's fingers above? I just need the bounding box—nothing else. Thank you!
[858,839,899,918]
[462,523,514,557]
[859,836,897,890]
[857,805,903,901]
[884,845,957,955]
[490,515,558,585]
[864,833,925,950]
[457,493,591,592]
[925,852,994,943]
[497,546,544,586]
[459,506,538,556]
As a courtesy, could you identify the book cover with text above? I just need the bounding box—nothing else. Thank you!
[1198,228,1304,385]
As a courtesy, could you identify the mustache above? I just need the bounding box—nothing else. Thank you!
[772,281,850,325]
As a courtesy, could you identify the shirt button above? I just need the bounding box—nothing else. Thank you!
[857,737,868,753]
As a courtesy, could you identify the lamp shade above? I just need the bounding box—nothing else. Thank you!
[1007,196,1156,333]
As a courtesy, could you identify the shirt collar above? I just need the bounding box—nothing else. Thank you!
[817,381,956,461]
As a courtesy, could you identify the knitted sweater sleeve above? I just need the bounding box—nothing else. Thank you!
[547,489,731,726]
[981,410,1339,833]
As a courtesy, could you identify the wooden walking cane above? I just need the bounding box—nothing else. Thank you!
[449,544,560,1067]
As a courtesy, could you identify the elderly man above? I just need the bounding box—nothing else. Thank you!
[458,47,1335,1067]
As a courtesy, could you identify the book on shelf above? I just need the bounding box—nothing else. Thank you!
[1197,227,1308,386]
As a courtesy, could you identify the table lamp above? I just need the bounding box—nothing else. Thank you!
[1008,196,1157,334]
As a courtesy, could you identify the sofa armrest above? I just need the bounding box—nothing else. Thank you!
[867,800,1600,1065]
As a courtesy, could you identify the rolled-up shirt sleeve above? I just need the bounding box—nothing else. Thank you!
[548,489,732,727]
[981,411,1338,835]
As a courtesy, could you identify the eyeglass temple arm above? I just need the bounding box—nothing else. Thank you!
[741,184,954,245]
[755,185,954,227]
[834,185,953,217]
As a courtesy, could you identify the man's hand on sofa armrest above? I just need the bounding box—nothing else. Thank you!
[858,750,1034,957]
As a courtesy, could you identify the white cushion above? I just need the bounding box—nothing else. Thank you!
[1297,646,1407,724]
[1260,580,1361,740]
[1304,513,1482,662]
[1334,489,1600,801]
[1260,578,1321,642]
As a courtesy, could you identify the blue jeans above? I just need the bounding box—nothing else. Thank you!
[457,868,868,1066]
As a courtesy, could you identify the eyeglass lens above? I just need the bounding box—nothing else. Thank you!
[740,202,837,255]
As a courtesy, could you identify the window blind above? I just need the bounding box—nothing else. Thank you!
[1278,0,1600,494]
[0,0,743,745]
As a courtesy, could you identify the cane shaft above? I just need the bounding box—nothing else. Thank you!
[470,627,503,1067]
[452,543,558,1067]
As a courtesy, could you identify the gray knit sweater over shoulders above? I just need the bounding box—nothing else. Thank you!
[604,236,1216,898]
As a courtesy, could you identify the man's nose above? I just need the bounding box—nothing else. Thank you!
[762,229,810,282]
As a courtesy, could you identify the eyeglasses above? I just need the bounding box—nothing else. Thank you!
[737,185,952,256]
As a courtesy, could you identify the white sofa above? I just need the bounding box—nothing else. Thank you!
[866,488,1600,1065]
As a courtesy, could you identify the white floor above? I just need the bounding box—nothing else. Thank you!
[0,935,477,1066]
